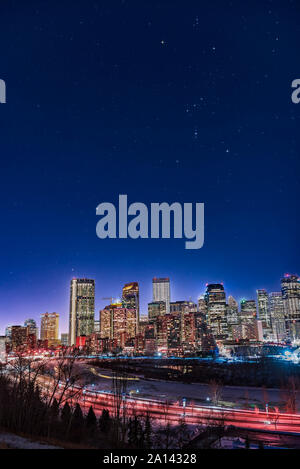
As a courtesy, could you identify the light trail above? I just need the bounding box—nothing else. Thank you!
[47,382,300,434]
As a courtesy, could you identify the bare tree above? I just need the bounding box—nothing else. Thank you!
[209,379,223,406]
[111,370,128,445]
[42,350,83,409]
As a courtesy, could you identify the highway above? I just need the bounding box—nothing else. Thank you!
[63,384,300,434]
[14,360,300,437]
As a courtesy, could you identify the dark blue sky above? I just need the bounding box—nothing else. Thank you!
[0,0,299,334]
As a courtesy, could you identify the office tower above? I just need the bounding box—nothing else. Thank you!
[152,277,170,314]
[144,322,156,355]
[195,313,216,352]
[138,316,149,336]
[24,318,38,338]
[61,333,69,346]
[40,313,59,346]
[231,320,262,342]
[69,278,95,346]
[205,283,228,339]
[240,299,257,323]
[257,289,271,334]
[122,282,140,323]
[281,274,300,341]
[100,305,113,339]
[197,296,207,315]
[226,296,239,325]
[148,301,166,320]
[156,314,181,351]
[11,325,28,351]
[205,283,226,303]
[170,300,197,315]
[100,303,137,347]
[181,312,196,351]
[268,292,286,342]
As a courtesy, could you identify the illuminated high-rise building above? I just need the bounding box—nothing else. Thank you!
[24,318,38,339]
[257,289,271,334]
[181,312,196,351]
[122,282,139,323]
[231,320,263,342]
[205,283,228,339]
[226,296,239,325]
[281,274,300,340]
[148,301,166,319]
[197,296,207,315]
[240,299,257,323]
[69,278,95,346]
[226,296,239,339]
[195,313,216,352]
[268,292,286,342]
[100,306,113,339]
[40,313,59,346]
[152,277,170,314]
[11,326,28,351]
[100,303,137,347]
[156,314,181,351]
[170,301,197,315]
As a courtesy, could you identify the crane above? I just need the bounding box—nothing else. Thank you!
[102,297,121,305]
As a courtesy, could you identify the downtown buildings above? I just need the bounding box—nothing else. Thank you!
[281,274,300,341]
[152,277,170,314]
[3,272,300,358]
[100,302,137,350]
[69,278,95,346]
[40,312,59,347]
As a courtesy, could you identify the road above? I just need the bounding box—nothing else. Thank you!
[66,385,300,434]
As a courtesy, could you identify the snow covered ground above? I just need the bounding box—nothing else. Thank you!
[0,432,62,449]
[85,366,296,410]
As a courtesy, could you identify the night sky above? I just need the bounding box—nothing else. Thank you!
[0,0,299,334]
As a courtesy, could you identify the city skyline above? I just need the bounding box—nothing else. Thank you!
[1,270,297,335]
[0,2,299,337]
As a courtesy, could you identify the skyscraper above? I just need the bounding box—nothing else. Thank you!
[24,318,38,338]
[269,292,286,342]
[152,277,170,314]
[205,283,228,339]
[148,301,166,320]
[122,282,140,323]
[226,296,239,325]
[281,274,300,341]
[240,299,257,323]
[40,313,59,346]
[11,326,28,351]
[100,303,137,347]
[156,314,181,351]
[257,289,271,336]
[69,278,95,346]
[170,300,197,315]
[197,296,207,315]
